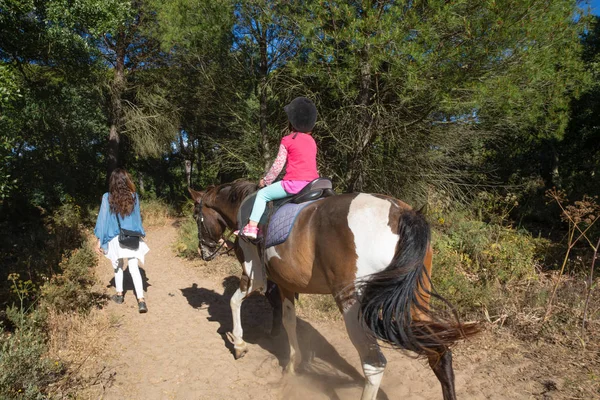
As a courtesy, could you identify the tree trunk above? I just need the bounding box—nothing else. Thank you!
[346,45,372,192]
[196,136,203,183]
[259,30,270,172]
[179,132,193,187]
[138,171,145,194]
[551,141,561,188]
[107,30,127,179]
[185,159,192,187]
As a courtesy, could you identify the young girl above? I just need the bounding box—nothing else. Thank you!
[94,168,150,313]
[239,97,319,239]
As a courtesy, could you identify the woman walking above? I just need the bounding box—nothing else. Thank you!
[94,168,150,313]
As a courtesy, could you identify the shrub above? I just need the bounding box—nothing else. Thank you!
[431,211,547,318]
[0,299,63,399]
[140,198,175,227]
[1,200,88,310]
[40,238,99,314]
[174,214,200,259]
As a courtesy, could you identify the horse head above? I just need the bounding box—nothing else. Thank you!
[188,181,259,261]
[188,187,228,261]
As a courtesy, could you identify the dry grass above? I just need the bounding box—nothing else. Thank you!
[45,309,120,398]
[190,252,343,322]
[296,294,341,322]
[140,199,174,227]
[187,253,241,277]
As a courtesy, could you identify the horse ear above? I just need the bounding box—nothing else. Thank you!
[188,187,204,203]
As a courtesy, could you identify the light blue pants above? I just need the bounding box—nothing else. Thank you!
[249,181,289,223]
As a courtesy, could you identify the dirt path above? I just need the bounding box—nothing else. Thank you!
[90,222,559,400]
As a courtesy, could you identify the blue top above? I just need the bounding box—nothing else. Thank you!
[94,192,146,251]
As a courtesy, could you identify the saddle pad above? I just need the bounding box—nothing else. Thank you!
[265,201,315,248]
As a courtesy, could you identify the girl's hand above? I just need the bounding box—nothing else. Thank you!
[96,239,103,255]
[259,179,266,188]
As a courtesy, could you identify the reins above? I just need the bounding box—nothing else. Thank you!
[197,196,233,261]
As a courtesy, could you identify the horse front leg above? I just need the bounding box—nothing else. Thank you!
[227,239,267,360]
[227,273,250,359]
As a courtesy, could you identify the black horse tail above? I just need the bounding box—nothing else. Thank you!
[358,208,479,356]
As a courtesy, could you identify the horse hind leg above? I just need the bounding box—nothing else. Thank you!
[428,348,456,400]
[343,301,387,400]
[420,246,457,400]
[280,288,301,375]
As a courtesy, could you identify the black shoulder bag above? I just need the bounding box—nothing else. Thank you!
[116,214,143,250]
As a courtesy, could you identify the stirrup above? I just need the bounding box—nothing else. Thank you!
[237,225,260,240]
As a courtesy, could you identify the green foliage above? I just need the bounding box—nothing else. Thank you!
[1,64,107,210]
[1,1,600,380]
[0,273,64,400]
[0,199,91,313]
[432,210,546,315]
[0,234,98,398]
[174,210,200,259]
[557,16,600,199]
[285,0,590,197]
[150,0,233,52]
[0,308,63,400]
[40,239,99,314]
[123,85,180,158]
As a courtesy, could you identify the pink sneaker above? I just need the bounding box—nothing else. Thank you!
[238,224,259,239]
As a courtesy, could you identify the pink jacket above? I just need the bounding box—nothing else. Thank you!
[263,132,319,194]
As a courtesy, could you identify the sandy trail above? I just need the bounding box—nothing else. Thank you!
[92,222,551,400]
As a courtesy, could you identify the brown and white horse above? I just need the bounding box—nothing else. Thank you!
[189,181,478,400]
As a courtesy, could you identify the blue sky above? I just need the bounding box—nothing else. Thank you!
[590,0,600,15]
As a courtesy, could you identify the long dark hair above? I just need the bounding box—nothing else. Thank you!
[108,168,137,217]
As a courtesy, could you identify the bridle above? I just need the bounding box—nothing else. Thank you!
[196,197,231,261]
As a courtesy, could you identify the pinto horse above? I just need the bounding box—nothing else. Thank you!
[189,181,478,400]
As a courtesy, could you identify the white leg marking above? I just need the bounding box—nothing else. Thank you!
[361,364,386,400]
[281,298,301,374]
[229,287,247,346]
[239,239,267,294]
[347,194,399,281]
[343,301,387,400]
[265,246,281,262]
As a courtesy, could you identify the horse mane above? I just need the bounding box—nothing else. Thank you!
[204,179,258,208]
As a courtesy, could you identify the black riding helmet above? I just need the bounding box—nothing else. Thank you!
[284,97,317,133]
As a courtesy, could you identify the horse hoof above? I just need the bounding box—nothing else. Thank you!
[283,363,296,375]
[234,345,249,359]
[226,332,249,360]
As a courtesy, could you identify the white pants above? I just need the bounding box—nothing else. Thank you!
[113,258,145,299]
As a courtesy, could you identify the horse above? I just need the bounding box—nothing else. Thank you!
[188,180,479,400]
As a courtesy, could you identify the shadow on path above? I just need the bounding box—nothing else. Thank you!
[181,276,390,400]
[107,264,151,299]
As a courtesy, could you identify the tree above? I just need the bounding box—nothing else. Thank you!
[287,0,590,200]
[233,0,302,170]
[559,16,600,198]
[0,0,115,208]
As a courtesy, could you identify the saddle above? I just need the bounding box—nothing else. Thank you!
[237,178,335,247]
